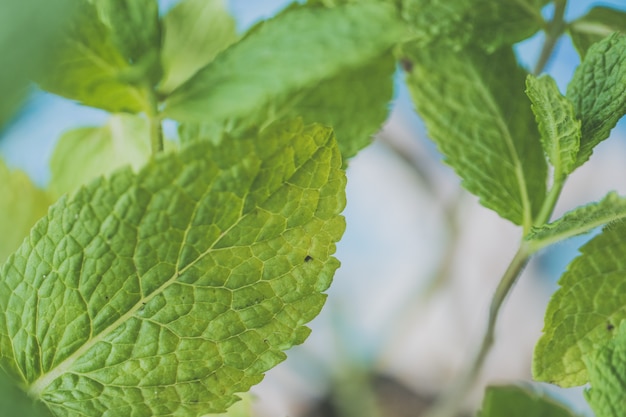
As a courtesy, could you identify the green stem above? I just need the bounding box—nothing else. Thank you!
[535,175,566,226]
[144,85,163,155]
[533,0,568,75]
[422,245,532,417]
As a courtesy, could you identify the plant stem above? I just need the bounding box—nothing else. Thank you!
[422,245,532,417]
[533,0,568,75]
[144,85,164,155]
[535,175,566,226]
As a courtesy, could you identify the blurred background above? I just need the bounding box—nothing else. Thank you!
[2,1,626,416]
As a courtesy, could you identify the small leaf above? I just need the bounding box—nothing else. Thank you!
[0,370,53,417]
[401,0,548,52]
[404,45,547,227]
[48,114,151,199]
[0,160,51,264]
[0,119,346,417]
[584,321,626,417]
[527,192,626,251]
[534,221,626,387]
[159,0,238,94]
[478,385,578,417]
[164,2,405,122]
[568,6,626,59]
[525,74,580,178]
[566,33,626,168]
[36,1,148,113]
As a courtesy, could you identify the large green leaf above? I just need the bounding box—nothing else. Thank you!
[404,45,547,228]
[0,120,346,416]
[525,74,580,179]
[584,321,626,417]
[0,370,53,417]
[48,114,151,199]
[527,192,626,251]
[0,160,51,264]
[534,221,626,386]
[568,6,626,59]
[566,33,626,169]
[36,1,149,113]
[164,2,405,122]
[401,0,548,52]
[478,385,577,417]
[159,0,238,94]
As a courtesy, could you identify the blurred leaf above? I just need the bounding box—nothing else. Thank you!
[0,370,53,417]
[0,159,51,264]
[585,321,626,417]
[401,0,548,52]
[48,114,151,198]
[569,6,626,59]
[478,385,577,417]
[527,192,626,251]
[566,33,626,168]
[534,221,626,386]
[404,45,547,227]
[0,0,71,127]
[525,74,580,178]
[159,0,238,94]
[164,2,405,122]
[36,1,149,113]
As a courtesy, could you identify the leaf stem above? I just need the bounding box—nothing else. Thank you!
[535,175,566,226]
[422,245,532,417]
[533,0,568,75]
[144,85,164,155]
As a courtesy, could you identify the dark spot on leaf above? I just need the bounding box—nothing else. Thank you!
[304,255,313,263]
[607,322,615,331]
[401,58,413,72]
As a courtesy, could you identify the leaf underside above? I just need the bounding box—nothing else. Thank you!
[0,120,346,417]
[478,385,577,417]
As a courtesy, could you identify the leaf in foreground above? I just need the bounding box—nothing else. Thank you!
[566,33,626,169]
[0,120,346,416]
[478,385,577,417]
[568,6,626,59]
[164,2,404,122]
[0,160,51,264]
[0,370,53,417]
[404,45,546,227]
[585,321,626,417]
[534,221,626,387]
[527,192,626,251]
[525,74,580,179]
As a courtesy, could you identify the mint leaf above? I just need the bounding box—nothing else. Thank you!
[0,120,345,416]
[568,6,626,59]
[534,221,626,386]
[36,1,148,113]
[478,385,578,417]
[527,192,626,251]
[526,74,580,179]
[164,2,405,122]
[584,321,626,417]
[159,0,238,94]
[0,370,53,417]
[0,160,51,264]
[404,45,547,227]
[401,0,548,51]
[566,33,626,168]
[48,115,151,199]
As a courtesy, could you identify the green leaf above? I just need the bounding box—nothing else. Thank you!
[404,45,547,228]
[527,192,626,251]
[584,321,626,417]
[566,33,626,168]
[164,2,405,123]
[478,385,578,417]
[91,0,162,85]
[0,119,346,417]
[525,74,580,178]
[36,1,149,113]
[48,114,151,199]
[159,0,238,94]
[0,160,51,264]
[533,221,626,386]
[568,6,626,59]
[179,52,396,160]
[0,370,53,417]
[0,0,72,127]
[401,0,548,52]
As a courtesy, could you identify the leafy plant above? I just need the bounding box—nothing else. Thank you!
[1,1,626,417]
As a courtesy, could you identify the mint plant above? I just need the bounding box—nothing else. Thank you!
[0,1,625,417]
